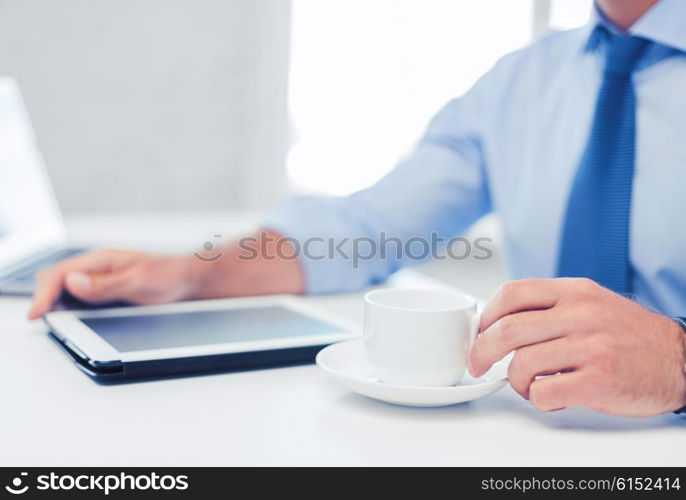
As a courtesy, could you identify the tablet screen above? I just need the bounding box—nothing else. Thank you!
[81,306,345,353]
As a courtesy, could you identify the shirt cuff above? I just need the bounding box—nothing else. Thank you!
[261,198,395,295]
[672,317,686,415]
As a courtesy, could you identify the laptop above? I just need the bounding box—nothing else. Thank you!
[0,77,84,296]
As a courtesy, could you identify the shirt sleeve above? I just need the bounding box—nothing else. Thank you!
[263,70,496,295]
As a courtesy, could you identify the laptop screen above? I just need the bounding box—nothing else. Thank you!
[0,78,65,269]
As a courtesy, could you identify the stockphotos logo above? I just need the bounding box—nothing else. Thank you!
[2,472,189,496]
[5,473,29,495]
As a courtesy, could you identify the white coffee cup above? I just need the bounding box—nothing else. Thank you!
[363,288,478,387]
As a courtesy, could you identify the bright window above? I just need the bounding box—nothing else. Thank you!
[550,0,593,30]
[287,0,534,196]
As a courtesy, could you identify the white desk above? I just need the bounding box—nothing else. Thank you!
[1,213,684,466]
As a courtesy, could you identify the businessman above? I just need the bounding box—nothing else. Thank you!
[29,0,686,417]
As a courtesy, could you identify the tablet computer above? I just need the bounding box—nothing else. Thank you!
[44,295,357,382]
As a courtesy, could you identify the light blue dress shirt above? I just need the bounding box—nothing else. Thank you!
[265,0,686,316]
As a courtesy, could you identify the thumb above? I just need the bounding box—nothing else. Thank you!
[65,270,132,303]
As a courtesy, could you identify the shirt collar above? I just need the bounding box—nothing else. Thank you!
[584,0,686,53]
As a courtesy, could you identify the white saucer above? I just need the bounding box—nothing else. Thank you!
[316,339,508,407]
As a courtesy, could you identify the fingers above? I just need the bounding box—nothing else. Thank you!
[507,338,583,399]
[479,278,589,332]
[27,250,124,319]
[470,278,606,414]
[64,268,137,303]
[470,308,571,377]
[528,371,589,412]
[28,269,67,320]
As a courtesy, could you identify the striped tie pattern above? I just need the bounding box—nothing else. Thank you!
[556,30,651,294]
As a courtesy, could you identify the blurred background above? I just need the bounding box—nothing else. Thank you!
[0,0,591,212]
[0,0,593,295]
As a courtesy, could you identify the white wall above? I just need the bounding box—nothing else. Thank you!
[0,0,291,213]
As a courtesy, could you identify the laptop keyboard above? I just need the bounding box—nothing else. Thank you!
[3,248,83,283]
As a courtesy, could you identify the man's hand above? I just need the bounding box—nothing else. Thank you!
[469,278,686,417]
[28,230,306,319]
[28,250,200,319]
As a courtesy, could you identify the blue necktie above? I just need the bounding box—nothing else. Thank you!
[556,30,651,294]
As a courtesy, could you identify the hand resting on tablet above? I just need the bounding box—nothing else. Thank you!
[28,230,305,319]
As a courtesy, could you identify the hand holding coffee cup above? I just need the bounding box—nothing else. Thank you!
[363,288,478,387]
